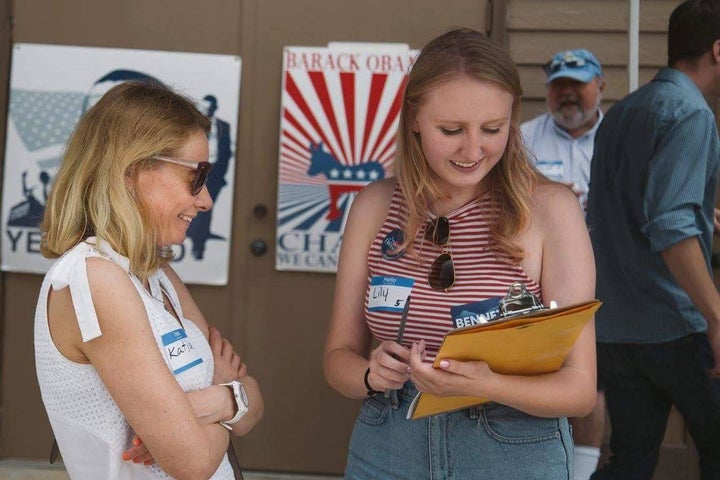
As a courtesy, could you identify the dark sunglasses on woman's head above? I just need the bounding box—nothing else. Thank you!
[425,216,454,291]
[153,156,212,196]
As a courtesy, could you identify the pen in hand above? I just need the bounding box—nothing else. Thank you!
[384,295,411,408]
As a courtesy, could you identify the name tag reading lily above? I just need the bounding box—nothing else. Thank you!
[367,276,414,312]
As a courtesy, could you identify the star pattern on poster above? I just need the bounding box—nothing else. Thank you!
[9,90,84,152]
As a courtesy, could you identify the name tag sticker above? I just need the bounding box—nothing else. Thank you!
[161,328,203,375]
[450,297,502,329]
[368,276,414,312]
[536,160,564,181]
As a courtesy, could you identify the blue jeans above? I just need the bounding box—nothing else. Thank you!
[591,334,720,480]
[345,382,573,480]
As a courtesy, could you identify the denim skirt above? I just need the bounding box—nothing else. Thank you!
[345,382,573,480]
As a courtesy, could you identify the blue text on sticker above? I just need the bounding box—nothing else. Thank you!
[161,328,203,375]
[381,229,406,260]
[450,297,502,329]
[368,276,414,312]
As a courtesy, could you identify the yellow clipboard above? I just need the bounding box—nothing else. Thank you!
[407,299,601,420]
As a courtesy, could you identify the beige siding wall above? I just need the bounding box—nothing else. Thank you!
[508,0,681,121]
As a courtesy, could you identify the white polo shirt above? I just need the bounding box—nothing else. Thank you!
[520,111,602,210]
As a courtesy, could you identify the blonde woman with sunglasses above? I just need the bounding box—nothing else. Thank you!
[324,28,596,479]
[35,81,263,480]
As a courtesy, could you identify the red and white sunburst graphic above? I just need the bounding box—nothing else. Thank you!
[278,47,416,187]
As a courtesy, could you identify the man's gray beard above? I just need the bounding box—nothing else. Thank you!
[551,95,601,132]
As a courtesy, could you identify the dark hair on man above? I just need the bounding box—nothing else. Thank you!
[668,0,720,66]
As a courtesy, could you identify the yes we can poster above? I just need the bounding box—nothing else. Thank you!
[275,43,418,273]
[1,44,241,285]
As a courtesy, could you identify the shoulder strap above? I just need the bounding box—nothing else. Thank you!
[46,242,104,342]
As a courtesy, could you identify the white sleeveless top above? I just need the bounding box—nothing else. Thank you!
[34,238,234,480]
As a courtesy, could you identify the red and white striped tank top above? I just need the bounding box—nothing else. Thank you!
[365,186,542,361]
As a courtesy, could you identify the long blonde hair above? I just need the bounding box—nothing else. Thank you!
[395,28,538,262]
[42,81,211,279]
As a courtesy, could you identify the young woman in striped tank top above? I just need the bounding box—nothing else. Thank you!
[324,28,596,479]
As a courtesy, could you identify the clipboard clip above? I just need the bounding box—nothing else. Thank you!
[497,282,546,319]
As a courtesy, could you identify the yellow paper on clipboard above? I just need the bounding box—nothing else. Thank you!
[408,300,601,420]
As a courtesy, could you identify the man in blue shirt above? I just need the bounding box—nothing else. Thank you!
[587,1,720,478]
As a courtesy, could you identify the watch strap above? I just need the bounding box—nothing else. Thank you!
[219,380,249,430]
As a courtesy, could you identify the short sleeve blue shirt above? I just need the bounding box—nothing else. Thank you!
[587,68,720,343]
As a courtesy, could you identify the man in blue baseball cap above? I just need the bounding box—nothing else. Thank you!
[522,48,606,480]
[545,48,604,83]
[521,48,605,211]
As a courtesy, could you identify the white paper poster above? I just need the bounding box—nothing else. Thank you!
[275,44,418,272]
[1,43,241,285]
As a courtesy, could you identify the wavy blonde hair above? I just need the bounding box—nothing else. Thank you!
[396,28,539,262]
[41,81,211,280]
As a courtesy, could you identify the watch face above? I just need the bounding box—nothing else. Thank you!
[237,382,249,407]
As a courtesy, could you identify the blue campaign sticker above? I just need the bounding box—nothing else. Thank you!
[368,275,414,312]
[450,297,503,328]
[381,229,405,260]
[161,328,203,375]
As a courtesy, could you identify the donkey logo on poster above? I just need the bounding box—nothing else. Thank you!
[307,141,384,221]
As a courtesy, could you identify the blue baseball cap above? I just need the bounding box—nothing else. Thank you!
[544,49,603,85]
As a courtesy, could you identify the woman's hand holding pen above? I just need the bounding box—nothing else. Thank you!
[409,340,497,398]
[367,340,411,391]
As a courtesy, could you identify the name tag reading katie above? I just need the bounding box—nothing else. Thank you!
[161,328,204,375]
[368,276,414,312]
